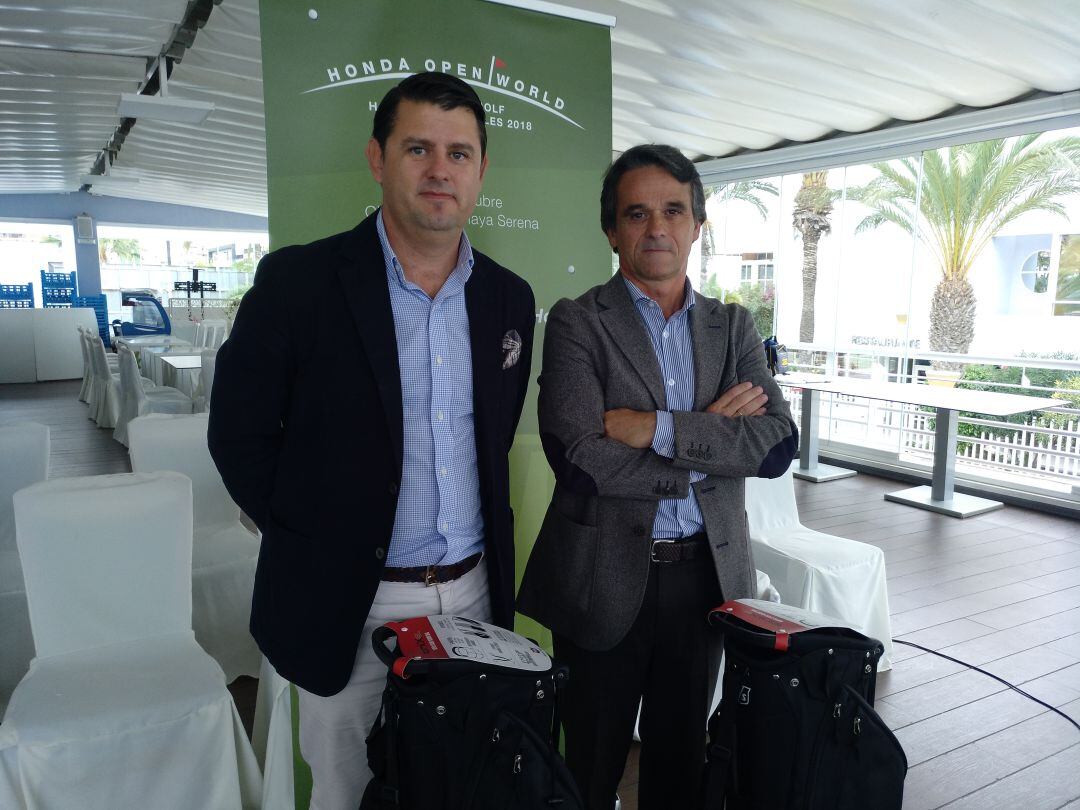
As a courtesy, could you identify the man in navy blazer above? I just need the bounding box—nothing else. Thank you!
[209,72,534,809]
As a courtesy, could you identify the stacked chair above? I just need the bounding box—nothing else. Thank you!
[113,345,193,446]
[76,325,114,403]
[745,469,894,669]
[0,423,49,717]
[127,413,260,682]
[77,326,117,414]
[0,471,262,808]
[84,331,158,429]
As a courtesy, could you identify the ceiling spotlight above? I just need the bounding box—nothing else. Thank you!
[116,57,214,124]
[79,174,140,187]
[117,93,214,124]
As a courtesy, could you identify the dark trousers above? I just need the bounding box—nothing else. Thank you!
[553,551,723,810]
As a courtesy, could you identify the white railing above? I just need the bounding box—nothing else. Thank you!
[780,349,1080,492]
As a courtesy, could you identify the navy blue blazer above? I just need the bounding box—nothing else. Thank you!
[208,211,535,696]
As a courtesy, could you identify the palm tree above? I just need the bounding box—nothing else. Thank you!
[792,171,833,343]
[98,237,141,265]
[699,179,778,290]
[849,135,1080,368]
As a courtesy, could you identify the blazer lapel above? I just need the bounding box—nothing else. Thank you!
[466,262,501,453]
[335,217,404,476]
[597,275,666,409]
[691,295,727,410]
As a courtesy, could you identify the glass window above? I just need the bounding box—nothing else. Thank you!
[97,225,268,325]
[720,126,1080,506]
[1019,250,1051,293]
[699,178,781,339]
[1056,234,1080,316]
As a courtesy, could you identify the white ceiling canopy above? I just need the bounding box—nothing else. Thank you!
[0,0,1077,217]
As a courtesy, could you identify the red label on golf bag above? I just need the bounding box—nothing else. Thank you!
[382,615,552,679]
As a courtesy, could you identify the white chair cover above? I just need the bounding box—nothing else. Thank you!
[252,658,295,810]
[84,331,105,423]
[0,423,49,716]
[194,348,218,413]
[745,469,894,669]
[76,326,91,403]
[128,413,260,681]
[80,327,116,394]
[113,345,193,446]
[87,334,123,428]
[0,471,261,809]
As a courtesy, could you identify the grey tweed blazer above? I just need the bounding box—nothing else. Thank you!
[517,273,797,651]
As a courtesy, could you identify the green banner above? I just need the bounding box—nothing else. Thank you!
[259,0,611,802]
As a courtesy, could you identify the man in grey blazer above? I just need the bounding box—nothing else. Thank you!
[517,144,797,809]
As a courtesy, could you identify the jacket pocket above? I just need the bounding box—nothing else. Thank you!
[524,507,598,620]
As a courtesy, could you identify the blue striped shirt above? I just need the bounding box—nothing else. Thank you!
[378,211,484,566]
[622,276,705,539]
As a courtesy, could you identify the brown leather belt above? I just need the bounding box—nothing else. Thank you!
[651,533,708,564]
[380,551,483,586]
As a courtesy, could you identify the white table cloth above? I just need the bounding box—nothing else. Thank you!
[161,353,203,398]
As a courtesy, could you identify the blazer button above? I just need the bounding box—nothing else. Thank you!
[388,482,399,495]
[374,547,385,560]
[632,524,646,537]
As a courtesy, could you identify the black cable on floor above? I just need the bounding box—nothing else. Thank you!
[891,638,1080,735]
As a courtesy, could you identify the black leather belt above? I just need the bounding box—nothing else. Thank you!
[651,533,708,564]
[381,551,483,586]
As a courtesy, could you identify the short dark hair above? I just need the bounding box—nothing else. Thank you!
[372,71,487,157]
[600,144,706,233]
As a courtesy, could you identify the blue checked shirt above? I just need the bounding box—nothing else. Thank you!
[378,211,484,566]
[623,276,706,539]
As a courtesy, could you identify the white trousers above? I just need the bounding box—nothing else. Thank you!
[297,561,491,810]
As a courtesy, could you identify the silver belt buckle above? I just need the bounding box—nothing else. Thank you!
[651,539,677,563]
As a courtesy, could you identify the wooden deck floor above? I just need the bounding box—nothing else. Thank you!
[4,380,1079,809]
[617,470,1080,810]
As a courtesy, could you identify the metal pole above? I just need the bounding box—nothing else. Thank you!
[931,406,958,502]
[800,389,820,471]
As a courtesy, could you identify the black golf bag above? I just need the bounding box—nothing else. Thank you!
[702,599,907,810]
[359,615,583,810]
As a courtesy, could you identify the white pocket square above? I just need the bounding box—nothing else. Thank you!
[501,329,522,370]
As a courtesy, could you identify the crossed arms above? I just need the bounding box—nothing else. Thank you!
[538,297,797,501]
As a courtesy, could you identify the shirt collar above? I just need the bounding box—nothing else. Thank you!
[622,274,696,318]
[376,208,475,292]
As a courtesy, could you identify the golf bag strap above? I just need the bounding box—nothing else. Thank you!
[380,692,401,806]
[702,690,737,809]
[548,666,568,799]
